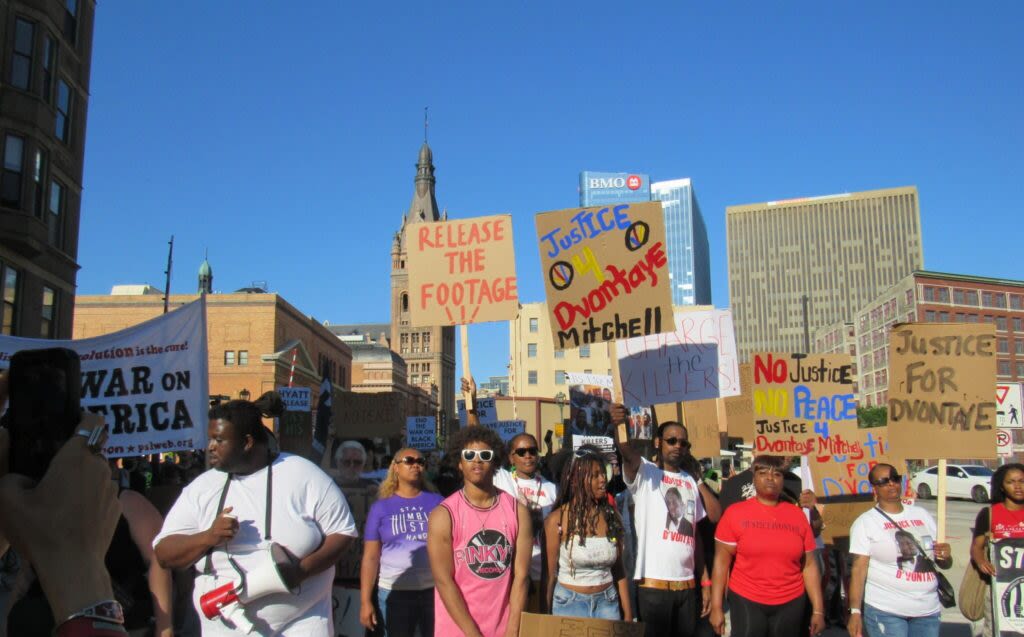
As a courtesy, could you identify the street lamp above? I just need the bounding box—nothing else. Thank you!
[555,391,566,423]
[239,388,251,402]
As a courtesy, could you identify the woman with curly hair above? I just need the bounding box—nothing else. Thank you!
[359,447,442,636]
[427,423,532,637]
[543,446,633,621]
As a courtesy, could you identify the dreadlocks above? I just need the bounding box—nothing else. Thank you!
[555,446,624,557]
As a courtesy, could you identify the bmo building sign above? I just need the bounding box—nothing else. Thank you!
[579,171,651,206]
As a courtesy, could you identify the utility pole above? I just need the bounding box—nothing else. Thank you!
[163,235,174,314]
[801,294,810,353]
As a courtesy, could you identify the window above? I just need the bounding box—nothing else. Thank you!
[580,344,591,358]
[998,338,1009,354]
[422,332,430,353]
[938,311,949,322]
[527,370,537,385]
[1017,362,1024,378]
[925,467,938,475]
[411,333,419,352]
[401,293,408,312]
[63,0,77,44]
[1,264,18,335]
[224,351,235,366]
[994,294,1007,309]
[238,350,248,365]
[1015,318,1023,332]
[56,79,72,143]
[555,370,565,385]
[554,349,564,359]
[40,286,56,337]
[42,35,56,103]
[583,369,592,374]
[998,360,1011,376]
[527,343,537,358]
[964,290,979,305]
[923,287,934,302]
[48,180,64,248]
[2,135,25,207]
[954,289,964,305]
[399,333,409,354]
[529,317,538,333]
[1017,340,1024,355]
[956,312,966,321]
[12,18,34,90]
[997,316,1008,331]
[967,314,979,323]
[983,292,995,307]
[411,374,419,384]
[925,310,936,322]
[936,288,949,303]
[1012,295,1024,311]
[33,150,45,218]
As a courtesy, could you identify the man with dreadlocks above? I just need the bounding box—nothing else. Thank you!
[542,445,633,620]
[611,410,722,637]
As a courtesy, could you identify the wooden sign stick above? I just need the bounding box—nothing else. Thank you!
[460,324,473,408]
[936,458,947,543]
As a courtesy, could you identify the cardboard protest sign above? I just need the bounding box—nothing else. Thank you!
[488,419,525,442]
[887,323,998,460]
[277,386,312,457]
[406,416,436,450]
[0,298,208,458]
[992,538,1024,635]
[519,612,644,637]
[617,308,740,407]
[535,201,673,349]
[457,396,497,426]
[679,398,723,458]
[724,363,754,442]
[820,500,875,543]
[406,214,519,326]
[335,485,377,580]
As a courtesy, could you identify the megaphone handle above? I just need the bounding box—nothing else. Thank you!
[221,602,254,634]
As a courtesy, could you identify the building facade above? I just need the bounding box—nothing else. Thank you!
[727,186,924,360]
[652,178,711,307]
[578,171,650,206]
[509,302,614,400]
[853,271,1024,407]
[1,0,95,339]
[390,142,456,424]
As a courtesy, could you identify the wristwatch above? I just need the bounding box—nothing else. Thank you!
[63,600,125,625]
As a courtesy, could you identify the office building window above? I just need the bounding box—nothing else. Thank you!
[224,351,235,366]
[400,333,409,354]
[528,370,537,385]
[238,350,248,365]
[964,290,979,305]
[938,311,949,322]
[925,310,936,322]
[527,343,537,358]
[12,18,34,90]
[555,370,565,385]
[411,374,419,384]
[953,289,964,305]
[580,344,590,358]
[529,318,538,333]
[1016,340,1024,355]
[33,150,45,218]
[997,316,1008,331]
[1,264,18,335]
[994,294,1007,309]
[1015,317,1023,332]
[42,35,56,103]
[48,180,65,248]
[1017,362,1024,378]
[411,333,419,352]
[936,288,949,303]
[554,349,564,359]
[1012,295,1023,311]
[923,287,934,302]
[998,338,1009,354]
[422,332,430,353]
[40,286,56,337]
[983,292,995,307]
[63,0,77,44]
[56,79,72,144]
[2,135,25,208]
[998,360,1011,376]
[584,369,592,374]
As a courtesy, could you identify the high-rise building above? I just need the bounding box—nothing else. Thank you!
[652,178,711,307]
[1,0,96,338]
[579,171,650,206]
[390,142,456,425]
[727,186,923,360]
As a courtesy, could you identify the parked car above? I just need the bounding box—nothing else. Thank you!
[911,464,993,503]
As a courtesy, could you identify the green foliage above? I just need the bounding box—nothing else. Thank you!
[858,406,888,428]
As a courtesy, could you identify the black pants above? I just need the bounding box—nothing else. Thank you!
[637,586,697,637]
[728,590,806,637]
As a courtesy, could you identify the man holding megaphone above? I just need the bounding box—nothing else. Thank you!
[154,393,358,636]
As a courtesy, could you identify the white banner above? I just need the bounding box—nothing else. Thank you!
[0,298,209,458]
[406,416,436,450]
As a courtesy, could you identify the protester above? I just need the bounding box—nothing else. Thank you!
[427,424,532,637]
[153,393,357,636]
[359,447,443,637]
[543,445,632,621]
[611,406,721,637]
[335,440,378,488]
[969,462,1024,637]
[847,463,952,637]
[709,455,824,637]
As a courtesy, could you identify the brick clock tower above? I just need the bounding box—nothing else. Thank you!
[391,142,456,430]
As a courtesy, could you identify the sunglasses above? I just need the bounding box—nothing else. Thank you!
[513,447,539,457]
[461,449,494,462]
[395,456,426,467]
[871,474,901,487]
[661,437,691,449]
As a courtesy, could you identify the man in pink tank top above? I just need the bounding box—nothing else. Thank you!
[428,413,533,637]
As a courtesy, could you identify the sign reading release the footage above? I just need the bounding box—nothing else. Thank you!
[406,214,519,326]
[0,298,209,458]
[535,201,673,349]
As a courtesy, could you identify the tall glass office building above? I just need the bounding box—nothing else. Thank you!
[652,178,711,307]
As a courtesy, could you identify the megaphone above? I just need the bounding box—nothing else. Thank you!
[200,543,295,633]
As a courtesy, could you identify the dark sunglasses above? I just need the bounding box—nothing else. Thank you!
[513,447,538,457]
[662,437,691,449]
[871,474,901,487]
[395,456,426,466]
[462,449,494,462]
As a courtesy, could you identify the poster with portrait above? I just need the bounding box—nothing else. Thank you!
[628,406,654,440]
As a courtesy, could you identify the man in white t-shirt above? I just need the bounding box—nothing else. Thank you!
[613,414,722,637]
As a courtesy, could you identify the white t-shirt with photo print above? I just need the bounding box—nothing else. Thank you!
[849,504,942,617]
[626,457,705,581]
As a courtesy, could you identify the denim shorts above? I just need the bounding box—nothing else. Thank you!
[552,581,621,620]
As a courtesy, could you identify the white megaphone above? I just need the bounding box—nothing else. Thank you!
[199,543,295,633]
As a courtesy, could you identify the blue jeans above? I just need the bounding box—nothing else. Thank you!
[863,604,941,637]
[376,587,433,637]
[552,582,621,620]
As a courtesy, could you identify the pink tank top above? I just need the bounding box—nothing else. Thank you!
[434,489,519,637]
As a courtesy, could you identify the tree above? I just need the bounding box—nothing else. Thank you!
[858,406,887,428]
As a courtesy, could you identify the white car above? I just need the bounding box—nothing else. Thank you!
[911,464,993,503]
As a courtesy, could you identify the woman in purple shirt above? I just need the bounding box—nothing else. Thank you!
[360,447,443,636]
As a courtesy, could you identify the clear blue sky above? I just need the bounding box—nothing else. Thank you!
[78,2,1021,384]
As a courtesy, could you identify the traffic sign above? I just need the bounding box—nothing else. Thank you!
[997,383,1023,429]
[997,429,1013,457]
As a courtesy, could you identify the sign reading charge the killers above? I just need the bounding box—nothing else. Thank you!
[535,201,673,349]
[887,323,997,460]
[406,214,519,326]
[0,298,209,458]
[752,352,887,497]
[993,538,1024,635]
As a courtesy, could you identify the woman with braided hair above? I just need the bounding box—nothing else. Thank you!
[542,445,633,620]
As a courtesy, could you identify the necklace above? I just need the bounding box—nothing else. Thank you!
[461,487,498,533]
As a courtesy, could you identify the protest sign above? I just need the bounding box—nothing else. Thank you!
[535,201,673,349]
[627,406,654,440]
[565,377,615,448]
[335,485,377,580]
[679,398,722,458]
[406,416,436,450]
[406,214,518,326]
[724,363,754,442]
[617,308,739,407]
[335,391,404,438]
[888,323,998,460]
[488,420,525,442]
[997,383,1023,429]
[565,372,613,387]
[457,396,497,426]
[0,298,208,458]
[820,500,875,543]
[992,538,1024,635]
[277,386,312,457]
[519,612,644,637]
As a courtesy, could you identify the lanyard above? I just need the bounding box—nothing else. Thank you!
[202,458,274,575]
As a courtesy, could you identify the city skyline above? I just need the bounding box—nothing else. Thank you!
[74,3,1021,383]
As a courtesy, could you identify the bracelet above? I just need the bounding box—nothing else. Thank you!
[849,608,862,615]
[701,580,713,587]
[812,611,825,615]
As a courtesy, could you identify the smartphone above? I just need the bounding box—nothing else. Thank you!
[2,347,82,481]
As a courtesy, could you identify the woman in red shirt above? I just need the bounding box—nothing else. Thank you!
[709,456,825,637]
[969,462,1024,637]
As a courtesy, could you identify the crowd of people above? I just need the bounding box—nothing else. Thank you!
[0,372,1015,637]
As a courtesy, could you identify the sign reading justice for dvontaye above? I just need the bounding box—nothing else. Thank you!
[535,201,673,350]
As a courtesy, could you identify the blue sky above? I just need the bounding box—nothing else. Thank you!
[78,2,1021,384]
